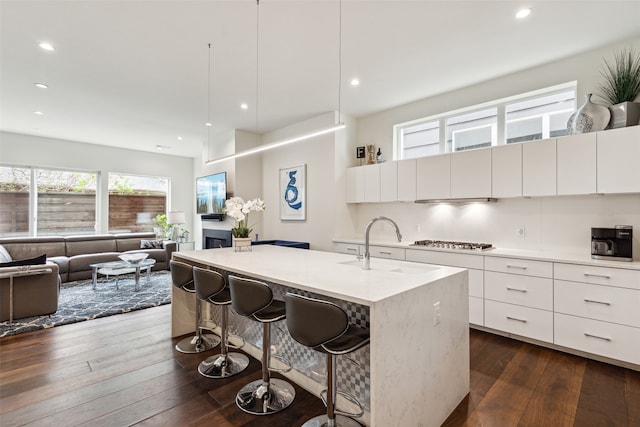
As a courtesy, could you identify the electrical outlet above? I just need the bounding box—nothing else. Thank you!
[516,227,525,238]
[433,301,441,326]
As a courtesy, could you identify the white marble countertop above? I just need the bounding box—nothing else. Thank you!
[174,245,464,306]
[334,237,640,270]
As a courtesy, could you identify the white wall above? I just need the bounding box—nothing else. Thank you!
[0,131,193,234]
[345,36,640,255]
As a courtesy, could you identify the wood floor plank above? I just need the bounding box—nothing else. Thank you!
[574,360,631,426]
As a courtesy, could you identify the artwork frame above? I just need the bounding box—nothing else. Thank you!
[279,164,306,221]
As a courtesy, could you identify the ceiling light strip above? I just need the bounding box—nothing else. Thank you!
[205,123,345,165]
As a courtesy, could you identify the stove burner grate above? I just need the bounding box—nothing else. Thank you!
[411,240,493,251]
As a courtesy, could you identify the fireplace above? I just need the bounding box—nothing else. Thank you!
[202,229,232,249]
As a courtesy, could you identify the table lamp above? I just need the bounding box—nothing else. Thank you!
[166,211,186,241]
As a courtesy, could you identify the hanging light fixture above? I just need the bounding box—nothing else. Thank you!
[205,0,345,166]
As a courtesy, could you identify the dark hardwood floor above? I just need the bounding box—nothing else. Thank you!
[1,305,639,426]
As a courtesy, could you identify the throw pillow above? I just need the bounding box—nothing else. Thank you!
[0,245,12,263]
[0,253,47,268]
[140,239,164,249]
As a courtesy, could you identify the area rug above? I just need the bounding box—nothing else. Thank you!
[0,270,172,338]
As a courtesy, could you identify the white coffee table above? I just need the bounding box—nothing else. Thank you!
[90,259,156,291]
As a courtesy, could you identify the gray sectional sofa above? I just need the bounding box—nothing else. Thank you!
[0,232,176,321]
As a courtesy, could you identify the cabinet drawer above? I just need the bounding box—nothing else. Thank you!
[484,300,553,343]
[554,263,640,291]
[485,271,552,310]
[368,245,405,261]
[468,269,484,298]
[406,249,484,269]
[554,280,640,328]
[469,296,484,326]
[334,242,360,256]
[485,256,552,278]
[555,313,640,365]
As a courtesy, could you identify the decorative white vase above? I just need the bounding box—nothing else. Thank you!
[608,101,640,128]
[567,93,611,134]
[233,237,252,252]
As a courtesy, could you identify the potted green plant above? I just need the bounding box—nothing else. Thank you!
[597,48,640,128]
[153,214,169,239]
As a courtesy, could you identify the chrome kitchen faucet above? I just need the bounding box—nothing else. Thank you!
[363,216,402,270]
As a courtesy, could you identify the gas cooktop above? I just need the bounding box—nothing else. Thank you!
[411,240,494,251]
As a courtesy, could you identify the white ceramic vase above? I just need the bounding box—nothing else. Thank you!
[567,93,611,134]
[608,101,640,128]
[233,237,252,252]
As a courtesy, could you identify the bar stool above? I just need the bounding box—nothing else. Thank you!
[192,266,249,378]
[170,260,219,353]
[285,293,369,427]
[228,275,296,415]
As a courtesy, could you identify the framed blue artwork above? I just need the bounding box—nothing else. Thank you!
[279,164,306,221]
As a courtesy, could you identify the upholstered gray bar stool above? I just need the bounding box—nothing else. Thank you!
[228,275,296,415]
[170,260,219,353]
[192,266,249,378]
[285,293,369,427]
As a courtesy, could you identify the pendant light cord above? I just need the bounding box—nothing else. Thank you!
[206,42,212,161]
[255,0,260,134]
[338,0,342,122]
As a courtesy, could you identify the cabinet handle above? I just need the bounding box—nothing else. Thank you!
[583,273,611,279]
[506,316,527,323]
[379,251,392,255]
[583,298,611,306]
[506,287,527,293]
[346,248,357,252]
[584,332,611,342]
[506,264,528,270]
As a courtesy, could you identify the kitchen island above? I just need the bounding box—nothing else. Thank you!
[172,245,469,426]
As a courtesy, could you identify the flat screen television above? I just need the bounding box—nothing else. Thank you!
[196,172,226,220]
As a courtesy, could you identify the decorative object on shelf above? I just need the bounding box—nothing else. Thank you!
[279,164,306,221]
[224,197,265,251]
[567,93,610,134]
[356,146,365,159]
[597,48,640,128]
[366,144,376,164]
[376,147,383,163]
[166,211,186,241]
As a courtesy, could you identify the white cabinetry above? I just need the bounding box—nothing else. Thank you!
[346,167,364,203]
[368,245,405,261]
[379,161,398,202]
[557,133,597,195]
[492,143,522,198]
[484,256,553,343]
[522,138,556,197]
[397,158,417,202]
[334,242,361,256]
[553,263,640,365]
[597,126,640,194]
[450,147,492,198]
[363,164,381,202]
[406,249,484,325]
[416,153,451,200]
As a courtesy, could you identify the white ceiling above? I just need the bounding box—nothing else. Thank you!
[2,0,640,158]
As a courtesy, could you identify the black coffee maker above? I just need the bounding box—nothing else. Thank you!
[591,225,633,261]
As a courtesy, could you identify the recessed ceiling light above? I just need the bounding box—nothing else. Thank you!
[39,42,55,51]
[34,111,44,115]
[515,8,531,19]
[177,136,183,140]
[205,122,212,127]
[156,144,171,150]
[35,83,48,89]
[350,78,360,86]
[240,103,248,110]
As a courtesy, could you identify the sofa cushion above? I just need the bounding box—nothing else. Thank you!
[0,253,47,267]
[65,235,117,256]
[0,237,66,259]
[0,245,11,263]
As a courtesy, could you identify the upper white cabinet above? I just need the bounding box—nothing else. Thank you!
[346,166,364,203]
[492,143,522,198]
[450,147,492,198]
[597,126,640,194]
[397,158,417,202]
[363,164,381,202]
[379,161,398,202]
[523,138,556,197]
[416,153,451,200]
[557,133,597,195]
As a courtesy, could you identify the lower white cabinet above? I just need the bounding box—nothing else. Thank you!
[367,245,405,261]
[555,313,640,365]
[485,271,553,311]
[469,296,484,326]
[484,300,553,343]
[334,242,360,256]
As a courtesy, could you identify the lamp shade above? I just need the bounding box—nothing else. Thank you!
[166,211,186,225]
